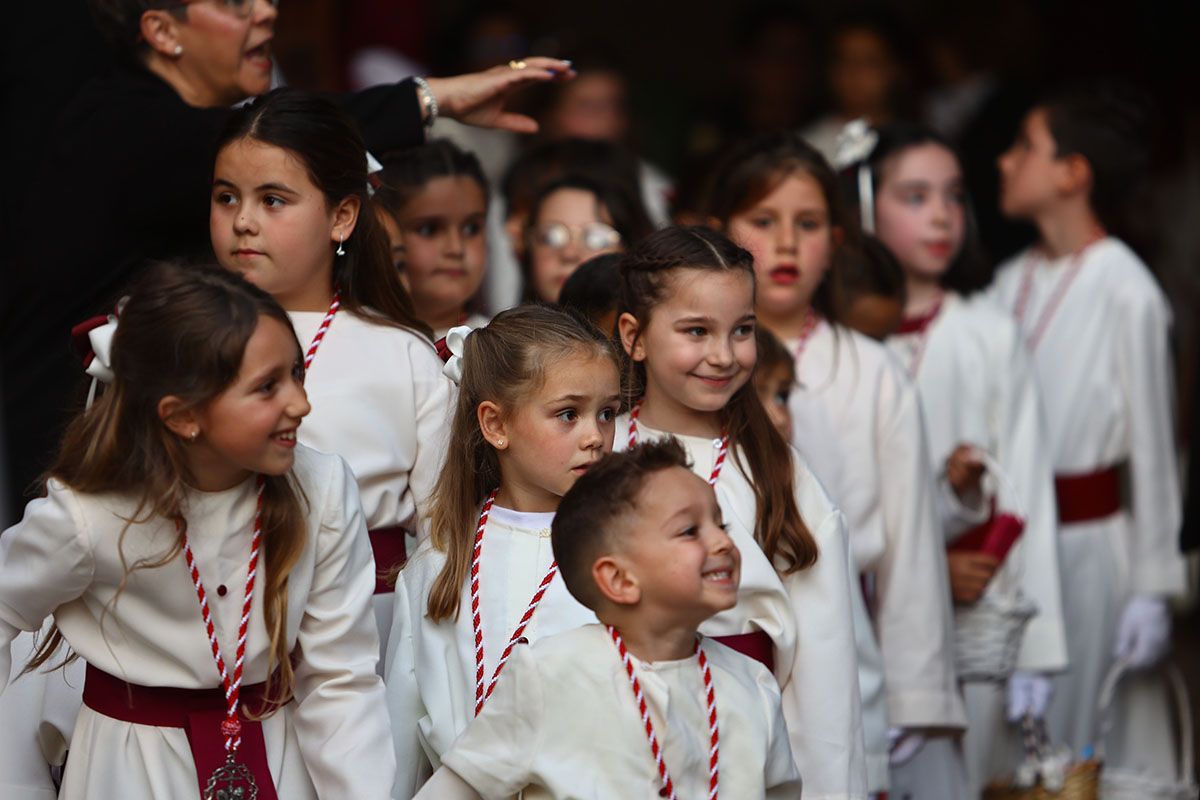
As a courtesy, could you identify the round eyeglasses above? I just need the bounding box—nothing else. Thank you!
[532,222,622,253]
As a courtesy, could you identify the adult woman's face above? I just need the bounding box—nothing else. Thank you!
[174,0,278,105]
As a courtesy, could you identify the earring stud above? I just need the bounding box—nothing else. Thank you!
[173,45,183,56]
[189,430,199,442]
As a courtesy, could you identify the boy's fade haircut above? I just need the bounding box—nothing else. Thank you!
[551,439,691,611]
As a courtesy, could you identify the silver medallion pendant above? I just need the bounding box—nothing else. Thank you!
[204,754,259,800]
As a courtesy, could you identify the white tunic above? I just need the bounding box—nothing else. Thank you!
[385,506,598,799]
[886,292,1068,673]
[441,623,802,799]
[289,309,452,539]
[0,445,393,800]
[615,418,868,800]
[786,322,965,734]
[988,238,1185,754]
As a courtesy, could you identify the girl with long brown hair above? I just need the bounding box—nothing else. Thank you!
[209,89,453,657]
[613,224,867,797]
[707,131,965,797]
[384,305,622,797]
[0,263,392,799]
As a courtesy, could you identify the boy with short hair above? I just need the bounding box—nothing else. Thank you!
[415,440,801,798]
[989,83,1184,773]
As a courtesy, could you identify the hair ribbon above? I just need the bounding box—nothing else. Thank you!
[441,325,474,384]
[832,118,880,234]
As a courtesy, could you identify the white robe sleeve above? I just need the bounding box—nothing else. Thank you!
[777,497,869,799]
[384,569,432,799]
[1114,284,1186,596]
[993,326,1068,673]
[761,666,805,798]
[440,643,543,799]
[0,483,95,694]
[873,374,965,729]
[404,343,453,540]
[290,458,395,799]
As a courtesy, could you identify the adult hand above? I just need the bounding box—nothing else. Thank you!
[425,58,574,134]
[1114,594,1172,669]
[947,551,1000,605]
[945,444,985,502]
[1006,671,1054,721]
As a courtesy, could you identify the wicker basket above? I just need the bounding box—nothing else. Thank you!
[955,594,1038,682]
[953,451,1037,682]
[1097,662,1198,800]
[983,761,1102,800]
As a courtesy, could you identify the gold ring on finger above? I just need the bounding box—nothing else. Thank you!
[508,59,528,70]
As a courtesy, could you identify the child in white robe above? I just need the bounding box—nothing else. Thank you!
[859,122,1068,795]
[612,225,867,799]
[708,132,965,795]
[0,264,393,800]
[989,86,1186,777]
[416,439,801,799]
[210,90,453,656]
[375,140,493,339]
[384,306,621,797]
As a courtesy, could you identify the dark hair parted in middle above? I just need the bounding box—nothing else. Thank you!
[216,88,431,339]
[858,122,991,295]
[703,131,857,321]
[618,225,818,573]
[552,439,692,610]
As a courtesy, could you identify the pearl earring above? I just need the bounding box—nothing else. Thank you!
[174,45,184,56]
[336,236,346,257]
[188,430,199,443]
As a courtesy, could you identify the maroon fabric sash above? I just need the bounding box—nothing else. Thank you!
[82,663,282,799]
[947,497,1026,564]
[710,630,775,673]
[1054,466,1121,524]
[368,525,407,594]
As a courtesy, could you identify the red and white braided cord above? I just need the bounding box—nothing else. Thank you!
[471,490,559,716]
[791,310,821,366]
[608,625,719,800]
[1012,234,1105,353]
[180,475,265,755]
[303,289,342,371]
[627,403,728,486]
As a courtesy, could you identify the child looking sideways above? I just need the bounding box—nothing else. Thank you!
[989,85,1184,776]
[415,440,801,799]
[375,141,492,338]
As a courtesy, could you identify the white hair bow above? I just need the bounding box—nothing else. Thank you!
[76,315,118,408]
[441,325,473,384]
[366,151,384,197]
[832,118,879,234]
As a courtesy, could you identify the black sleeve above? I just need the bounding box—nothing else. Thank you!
[334,78,425,154]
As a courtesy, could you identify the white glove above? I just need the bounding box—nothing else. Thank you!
[1114,594,1172,669]
[1006,670,1054,721]
[887,727,926,766]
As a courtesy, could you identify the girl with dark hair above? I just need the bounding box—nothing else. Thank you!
[376,140,492,338]
[523,174,655,303]
[385,306,621,797]
[859,122,1067,795]
[707,131,964,797]
[210,88,453,656]
[0,263,392,799]
[613,225,867,798]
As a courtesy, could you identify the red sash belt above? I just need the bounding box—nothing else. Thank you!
[711,631,775,674]
[368,525,408,594]
[82,663,282,800]
[1055,466,1121,524]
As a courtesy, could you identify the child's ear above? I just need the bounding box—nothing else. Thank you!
[1058,154,1094,198]
[593,554,641,606]
[617,313,644,361]
[331,196,362,247]
[477,401,510,450]
[158,396,200,442]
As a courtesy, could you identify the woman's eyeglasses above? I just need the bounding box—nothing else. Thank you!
[164,0,279,19]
